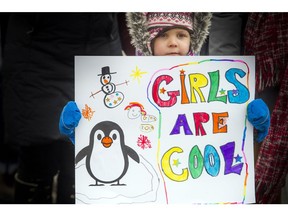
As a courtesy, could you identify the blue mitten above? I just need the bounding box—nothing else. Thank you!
[59,101,82,144]
[247,99,270,143]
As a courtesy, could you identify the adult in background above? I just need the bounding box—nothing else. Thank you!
[244,12,288,204]
[207,13,247,55]
[0,13,122,204]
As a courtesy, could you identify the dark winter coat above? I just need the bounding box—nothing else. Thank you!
[1,13,122,147]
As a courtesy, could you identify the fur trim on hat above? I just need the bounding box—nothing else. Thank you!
[126,12,212,56]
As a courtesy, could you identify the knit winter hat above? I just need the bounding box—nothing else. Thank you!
[126,12,212,56]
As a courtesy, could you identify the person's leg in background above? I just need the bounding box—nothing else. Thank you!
[55,142,75,204]
[14,144,58,203]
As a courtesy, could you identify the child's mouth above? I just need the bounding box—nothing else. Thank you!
[166,53,180,56]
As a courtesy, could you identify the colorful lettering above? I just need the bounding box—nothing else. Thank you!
[226,68,249,104]
[188,73,208,103]
[220,141,243,175]
[170,114,193,135]
[188,145,204,179]
[193,112,209,136]
[204,145,220,177]
[208,70,227,103]
[161,147,189,182]
[212,112,229,133]
[152,75,180,107]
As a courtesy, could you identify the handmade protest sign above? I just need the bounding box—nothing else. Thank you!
[74,56,255,204]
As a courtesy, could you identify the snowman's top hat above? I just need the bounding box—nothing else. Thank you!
[98,66,117,76]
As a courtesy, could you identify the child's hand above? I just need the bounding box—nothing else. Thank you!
[59,101,81,144]
[247,99,270,143]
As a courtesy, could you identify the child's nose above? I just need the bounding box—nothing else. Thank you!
[168,37,178,47]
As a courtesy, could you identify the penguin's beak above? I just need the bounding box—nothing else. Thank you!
[101,136,113,148]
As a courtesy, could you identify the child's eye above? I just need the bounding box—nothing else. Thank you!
[159,33,168,38]
[178,33,189,38]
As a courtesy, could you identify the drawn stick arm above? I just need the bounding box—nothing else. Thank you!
[90,89,102,98]
[116,80,129,87]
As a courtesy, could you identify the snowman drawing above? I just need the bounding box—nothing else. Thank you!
[90,66,126,108]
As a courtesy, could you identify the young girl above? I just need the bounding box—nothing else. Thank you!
[60,12,270,147]
[126,12,211,56]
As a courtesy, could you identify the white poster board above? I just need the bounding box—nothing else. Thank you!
[75,56,255,204]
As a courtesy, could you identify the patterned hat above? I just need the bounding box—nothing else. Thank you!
[126,12,212,56]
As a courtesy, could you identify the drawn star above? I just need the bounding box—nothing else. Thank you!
[159,87,166,94]
[130,66,148,84]
[234,154,242,163]
[219,88,226,95]
[180,69,185,75]
[219,118,224,125]
[105,97,110,102]
[173,159,181,167]
[232,89,239,96]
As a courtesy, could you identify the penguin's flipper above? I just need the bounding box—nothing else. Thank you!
[125,146,140,163]
[75,146,90,165]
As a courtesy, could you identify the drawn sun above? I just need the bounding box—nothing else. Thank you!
[130,66,148,84]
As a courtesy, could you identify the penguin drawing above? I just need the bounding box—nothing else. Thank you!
[75,121,140,186]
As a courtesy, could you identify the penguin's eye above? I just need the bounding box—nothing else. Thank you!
[94,130,105,144]
[97,134,102,140]
[110,130,120,141]
[112,133,117,140]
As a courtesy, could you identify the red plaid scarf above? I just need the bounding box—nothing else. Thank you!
[244,13,288,203]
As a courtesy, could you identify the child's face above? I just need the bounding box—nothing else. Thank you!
[153,28,191,56]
